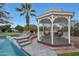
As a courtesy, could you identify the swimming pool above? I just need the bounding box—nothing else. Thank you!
[0,36,28,56]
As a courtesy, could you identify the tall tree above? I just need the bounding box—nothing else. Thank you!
[16,3,36,31]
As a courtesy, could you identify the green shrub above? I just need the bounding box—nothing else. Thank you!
[73,29,79,36]
[0,25,11,32]
[24,25,37,31]
[15,25,24,32]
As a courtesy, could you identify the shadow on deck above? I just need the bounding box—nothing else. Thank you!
[40,35,69,46]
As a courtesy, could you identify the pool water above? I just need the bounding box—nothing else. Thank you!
[0,36,27,56]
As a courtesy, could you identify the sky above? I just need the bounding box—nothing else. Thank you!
[3,3,79,27]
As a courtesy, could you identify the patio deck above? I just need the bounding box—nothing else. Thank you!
[54,36,69,45]
[22,43,57,56]
[21,35,79,55]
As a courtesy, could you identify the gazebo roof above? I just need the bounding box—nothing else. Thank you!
[37,8,74,20]
[43,8,64,14]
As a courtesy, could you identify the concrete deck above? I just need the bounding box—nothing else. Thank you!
[22,43,57,56]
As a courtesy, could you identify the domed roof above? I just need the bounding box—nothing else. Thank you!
[43,8,63,14]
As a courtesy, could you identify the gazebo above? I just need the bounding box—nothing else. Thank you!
[37,9,74,46]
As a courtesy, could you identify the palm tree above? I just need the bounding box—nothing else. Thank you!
[0,3,10,19]
[16,3,36,31]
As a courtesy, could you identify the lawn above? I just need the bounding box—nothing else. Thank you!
[58,52,79,56]
[0,32,21,36]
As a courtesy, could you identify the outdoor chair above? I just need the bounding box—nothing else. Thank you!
[44,30,50,35]
[54,29,63,37]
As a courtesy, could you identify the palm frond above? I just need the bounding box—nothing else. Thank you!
[0,3,5,8]
[36,18,38,22]
[30,10,36,16]
[27,4,31,10]
[30,13,36,16]
[31,10,36,13]
[20,12,25,16]
[0,4,11,19]
[16,8,22,12]
[22,3,31,10]
[4,11,10,15]
[22,4,26,9]
[5,15,13,19]
[22,3,28,10]
[2,14,9,18]
[0,12,10,19]
[0,12,3,17]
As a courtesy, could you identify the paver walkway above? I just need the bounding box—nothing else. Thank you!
[23,43,57,56]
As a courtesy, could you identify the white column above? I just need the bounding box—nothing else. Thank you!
[37,19,40,41]
[51,22,54,45]
[68,16,71,44]
[50,16,54,45]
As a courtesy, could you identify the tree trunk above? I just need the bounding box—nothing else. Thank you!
[26,16,30,31]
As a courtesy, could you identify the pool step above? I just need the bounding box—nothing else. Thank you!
[14,37,29,40]
[19,41,31,47]
[18,39,29,43]
[17,38,31,47]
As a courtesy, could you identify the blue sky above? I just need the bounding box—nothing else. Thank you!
[3,3,79,27]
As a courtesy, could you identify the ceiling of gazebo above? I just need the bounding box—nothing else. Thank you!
[39,17,68,24]
[53,17,68,23]
[40,19,51,24]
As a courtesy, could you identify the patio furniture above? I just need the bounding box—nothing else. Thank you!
[57,29,63,37]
